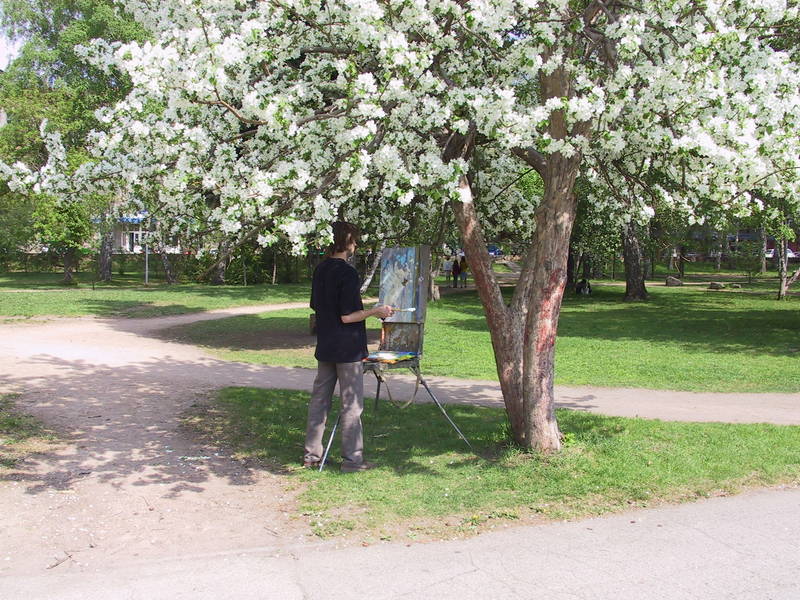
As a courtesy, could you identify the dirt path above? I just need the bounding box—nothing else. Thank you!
[1,304,798,578]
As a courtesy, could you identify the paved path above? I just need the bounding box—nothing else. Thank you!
[1,303,798,598]
[4,486,800,599]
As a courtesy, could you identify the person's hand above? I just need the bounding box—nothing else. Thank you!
[374,304,394,319]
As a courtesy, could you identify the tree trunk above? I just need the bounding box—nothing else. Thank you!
[446,56,583,452]
[452,156,580,452]
[98,229,113,282]
[785,265,800,293]
[160,251,177,284]
[566,246,575,290]
[622,222,648,301]
[759,226,767,274]
[777,238,789,300]
[211,243,228,285]
[451,177,527,446]
[582,253,591,280]
[62,247,76,285]
[360,241,385,295]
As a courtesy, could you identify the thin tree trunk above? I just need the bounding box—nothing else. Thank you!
[271,250,277,285]
[360,241,385,295]
[760,226,767,274]
[211,243,228,285]
[160,251,177,284]
[785,265,800,292]
[566,246,575,290]
[622,222,648,301]
[62,248,76,285]
[98,229,113,282]
[777,238,789,300]
[452,177,527,445]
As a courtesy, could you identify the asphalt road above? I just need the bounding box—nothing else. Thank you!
[3,486,799,599]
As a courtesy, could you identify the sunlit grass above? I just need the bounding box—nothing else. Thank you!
[165,285,800,393]
[185,387,800,538]
[0,271,311,318]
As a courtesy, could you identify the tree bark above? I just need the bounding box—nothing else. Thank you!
[521,152,581,452]
[444,55,584,452]
[759,226,767,274]
[98,229,113,282]
[161,251,177,284]
[777,238,789,300]
[360,241,385,295]
[622,221,648,301]
[566,246,575,290]
[451,177,527,446]
[61,247,76,285]
[211,243,229,285]
[583,253,592,279]
[452,156,580,452]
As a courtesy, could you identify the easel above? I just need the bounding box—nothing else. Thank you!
[318,246,472,471]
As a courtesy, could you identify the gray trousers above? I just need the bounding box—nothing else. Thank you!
[304,361,364,468]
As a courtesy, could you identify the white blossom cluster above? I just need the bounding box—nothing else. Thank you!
[3,0,799,250]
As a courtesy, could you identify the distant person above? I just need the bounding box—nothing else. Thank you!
[442,255,453,284]
[451,256,461,288]
[459,256,469,288]
[575,278,592,295]
[304,222,393,473]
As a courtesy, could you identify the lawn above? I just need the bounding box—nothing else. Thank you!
[0,271,312,318]
[163,285,800,393]
[185,387,800,539]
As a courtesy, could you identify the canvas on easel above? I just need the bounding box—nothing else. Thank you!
[375,245,430,357]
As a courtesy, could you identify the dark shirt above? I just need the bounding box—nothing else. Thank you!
[311,257,367,363]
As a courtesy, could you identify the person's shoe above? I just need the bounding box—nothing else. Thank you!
[340,461,377,473]
[302,459,321,469]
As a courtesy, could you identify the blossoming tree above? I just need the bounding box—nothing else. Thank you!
[4,0,800,450]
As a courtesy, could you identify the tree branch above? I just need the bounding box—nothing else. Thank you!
[511,147,547,178]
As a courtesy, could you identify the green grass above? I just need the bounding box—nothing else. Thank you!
[0,271,312,318]
[164,285,800,393]
[186,387,800,538]
[0,395,56,469]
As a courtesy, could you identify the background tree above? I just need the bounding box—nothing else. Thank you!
[0,0,145,277]
[32,195,92,283]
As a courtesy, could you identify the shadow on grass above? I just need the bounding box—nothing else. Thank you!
[155,314,381,353]
[77,298,206,318]
[211,388,629,477]
[431,287,800,358]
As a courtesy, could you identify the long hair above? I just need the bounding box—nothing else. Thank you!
[330,221,360,254]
